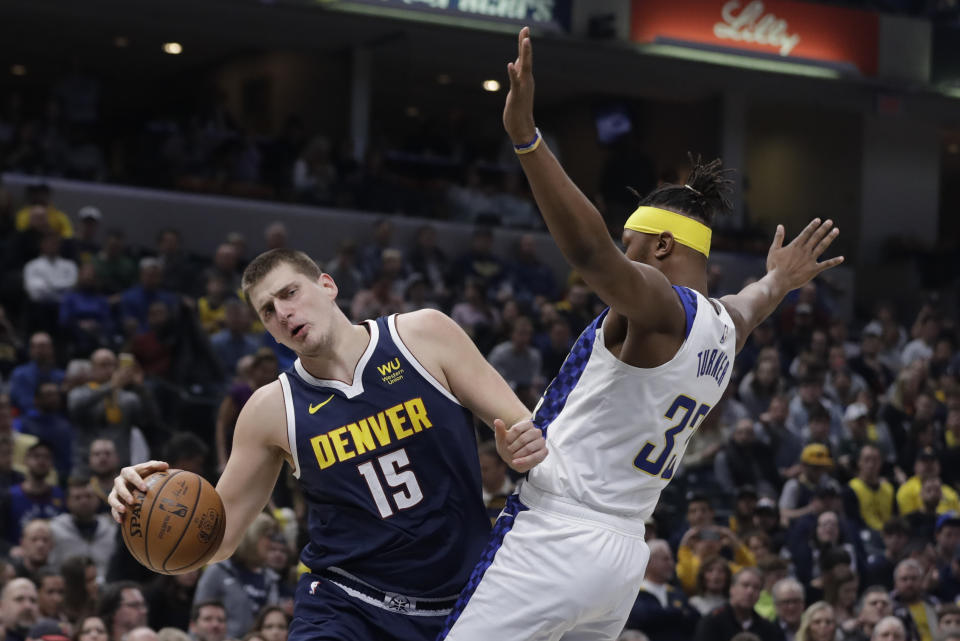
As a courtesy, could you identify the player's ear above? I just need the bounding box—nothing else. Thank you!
[319,272,339,299]
[654,231,675,259]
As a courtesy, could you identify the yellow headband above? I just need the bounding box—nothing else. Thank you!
[623,206,712,257]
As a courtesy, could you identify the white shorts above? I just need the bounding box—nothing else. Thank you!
[443,483,649,641]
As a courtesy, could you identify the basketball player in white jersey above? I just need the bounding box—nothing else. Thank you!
[437,27,845,641]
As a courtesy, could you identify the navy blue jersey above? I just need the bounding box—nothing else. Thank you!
[279,315,491,597]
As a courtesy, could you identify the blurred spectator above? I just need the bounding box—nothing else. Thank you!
[86,439,118,513]
[67,349,154,471]
[478,440,513,525]
[253,605,289,641]
[889,559,936,641]
[1,577,39,641]
[190,600,228,641]
[555,282,595,337]
[509,234,557,304]
[47,477,115,581]
[883,363,930,458]
[837,404,894,475]
[788,512,858,590]
[693,568,784,641]
[851,323,896,396]
[770,578,804,641]
[20,382,74,482]
[451,227,506,295]
[60,556,98,624]
[669,493,715,552]
[0,394,38,480]
[72,207,102,264]
[23,233,78,334]
[740,354,787,419]
[754,557,789,620]
[402,273,441,313]
[6,445,65,542]
[625,539,699,641]
[905,477,945,543]
[786,372,844,445]
[846,587,893,641]
[407,225,449,303]
[193,514,281,639]
[689,555,732,615]
[197,275,230,335]
[14,186,72,239]
[263,222,287,252]
[871,616,906,641]
[0,305,23,380]
[215,347,277,473]
[486,316,541,392]
[537,318,573,382]
[73,616,107,641]
[91,230,137,295]
[823,569,858,632]
[863,518,910,590]
[154,229,194,295]
[896,449,959,516]
[10,520,53,581]
[119,258,179,334]
[144,570,199,632]
[0,432,26,490]
[350,271,404,322]
[97,582,148,641]
[9,333,65,414]
[937,604,960,639]
[323,241,363,308]
[714,419,779,497]
[162,432,209,477]
[59,263,113,357]
[130,301,175,379]
[210,300,259,381]
[755,395,804,485]
[729,486,760,536]
[207,244,241,295]
[847,443,895,533]
[795,601,836,641]
[450,280,500,351]
[902,311,939,368]
[34,569,65,624]
[292,136,337,205]
[779,444,835,523]
[677,525,755,596]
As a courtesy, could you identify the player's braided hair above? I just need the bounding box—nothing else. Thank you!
[631,153,735,226]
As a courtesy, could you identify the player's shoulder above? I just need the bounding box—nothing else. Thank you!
[393,309,460,347]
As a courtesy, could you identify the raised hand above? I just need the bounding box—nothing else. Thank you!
[503,26,537,146]
[495,417,548,473]
[766,218,844,292]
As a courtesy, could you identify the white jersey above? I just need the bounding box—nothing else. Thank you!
[527,286,736,520]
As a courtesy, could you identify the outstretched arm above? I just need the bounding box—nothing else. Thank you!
[720,218,843,353]
[503,28,682,334]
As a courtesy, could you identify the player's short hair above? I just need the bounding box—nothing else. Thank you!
[190,599,226,622]
[241,248,322,301]
[632,154,734,226]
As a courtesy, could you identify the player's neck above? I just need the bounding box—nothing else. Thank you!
[661,262,708,296]
[298,322,371,385]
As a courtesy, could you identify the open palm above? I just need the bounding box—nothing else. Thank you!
[767,218,844,291]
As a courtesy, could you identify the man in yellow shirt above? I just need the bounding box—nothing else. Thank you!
[849,443,895,531]
[897,448,960,515]
[14,185,73,239]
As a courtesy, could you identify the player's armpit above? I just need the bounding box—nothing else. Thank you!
[395,309,530,430]
[210,381,286,564]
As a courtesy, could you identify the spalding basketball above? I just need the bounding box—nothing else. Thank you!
[121,469,226,575]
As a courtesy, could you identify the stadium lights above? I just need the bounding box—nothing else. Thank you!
[482,79,501,92]
[162,42,183,55]
[10,64,26,76]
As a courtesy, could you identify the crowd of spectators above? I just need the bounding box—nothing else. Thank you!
[0,171,957,641]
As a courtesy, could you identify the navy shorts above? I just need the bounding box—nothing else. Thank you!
[288,573,448,641]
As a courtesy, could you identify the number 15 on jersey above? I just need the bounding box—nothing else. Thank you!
[634,394,711,481]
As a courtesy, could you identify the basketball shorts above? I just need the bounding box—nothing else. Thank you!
[438,483,650,641]
[289,569,458,641]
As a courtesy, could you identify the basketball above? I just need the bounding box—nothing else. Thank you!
[121,469,226,575]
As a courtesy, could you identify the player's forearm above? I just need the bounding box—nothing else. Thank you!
[517,143,614,269]
[726,271,791,335]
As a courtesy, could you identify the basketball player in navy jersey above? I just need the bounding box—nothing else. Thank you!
[437,28,845,640]
[108,249,548,641]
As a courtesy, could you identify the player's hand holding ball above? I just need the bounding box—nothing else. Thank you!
[495,417,548,473]
[108,460,225,575]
